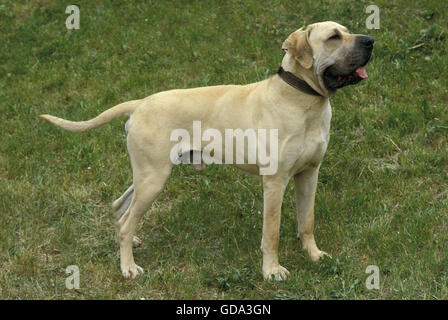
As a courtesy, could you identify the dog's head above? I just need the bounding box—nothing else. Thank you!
[281,21,373,96]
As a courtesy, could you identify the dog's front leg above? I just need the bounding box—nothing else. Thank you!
[294,167,329,262]
[261,175,290,281]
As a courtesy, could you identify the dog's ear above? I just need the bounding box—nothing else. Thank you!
[282,27,313,69]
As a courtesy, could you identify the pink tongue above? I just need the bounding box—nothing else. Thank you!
[354,66,368,79]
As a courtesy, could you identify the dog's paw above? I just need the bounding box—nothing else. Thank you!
[309,249,332,262]
[263,264,290,281]
[121,263,144,279]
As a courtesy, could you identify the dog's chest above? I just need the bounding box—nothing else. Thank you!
[285,107,331,175]
[291,132,328,173]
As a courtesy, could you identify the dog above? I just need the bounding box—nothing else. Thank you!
[40,21,373,280]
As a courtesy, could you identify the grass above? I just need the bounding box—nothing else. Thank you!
[0,0,447,299]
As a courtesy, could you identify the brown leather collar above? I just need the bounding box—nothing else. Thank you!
[277,67,322,97]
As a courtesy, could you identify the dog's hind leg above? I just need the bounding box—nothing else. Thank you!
[112,185,142,247]
[116,164,172,278]
[115,111,174,278]
[116,124,173,278]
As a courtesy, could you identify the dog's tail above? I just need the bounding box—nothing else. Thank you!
[39,100,140,132]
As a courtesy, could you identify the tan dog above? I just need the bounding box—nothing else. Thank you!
[41,21,373,280]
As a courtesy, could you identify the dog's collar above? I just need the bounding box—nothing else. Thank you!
[277,67,322,97]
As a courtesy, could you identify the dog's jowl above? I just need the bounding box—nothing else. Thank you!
[41,21,373,280]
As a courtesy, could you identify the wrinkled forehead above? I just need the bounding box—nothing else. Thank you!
[308,21,350,40]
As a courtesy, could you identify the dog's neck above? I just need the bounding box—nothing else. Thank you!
[280,54,330,98]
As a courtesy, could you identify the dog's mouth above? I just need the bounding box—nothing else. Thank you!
[323,65,369,90]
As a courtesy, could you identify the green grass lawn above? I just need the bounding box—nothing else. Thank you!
[0,0,447,299]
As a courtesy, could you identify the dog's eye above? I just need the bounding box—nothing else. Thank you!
[328,34,341,40]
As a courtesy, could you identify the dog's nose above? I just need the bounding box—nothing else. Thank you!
[360,36,374,48]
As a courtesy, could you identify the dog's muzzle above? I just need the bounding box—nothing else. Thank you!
[323,35,374,90]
